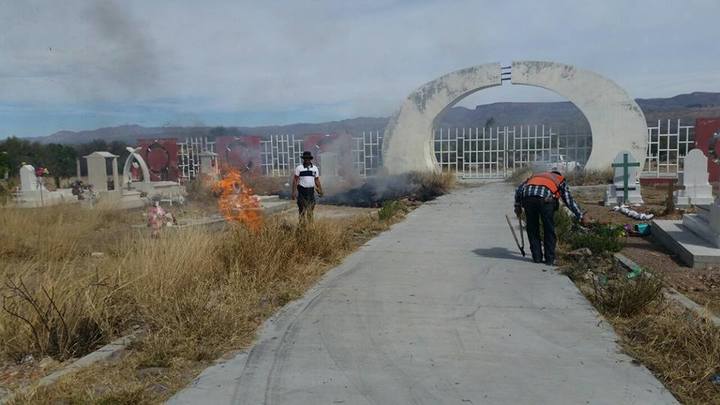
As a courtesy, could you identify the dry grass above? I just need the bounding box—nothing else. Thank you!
[407,171,456,201]
[616,307,720,404]
[592,274,665,318]
[506,167,613,187]
[0,204,135,263]
[0,199,406,403]
[564,168,613,186]
[561,248,720,404]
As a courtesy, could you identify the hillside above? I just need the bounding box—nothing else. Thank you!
[31,92,720,145]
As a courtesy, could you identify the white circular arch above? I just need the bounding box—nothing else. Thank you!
[122,147,151,186]
[382,61,648,174]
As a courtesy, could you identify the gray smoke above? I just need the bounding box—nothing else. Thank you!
[82,1,159,97]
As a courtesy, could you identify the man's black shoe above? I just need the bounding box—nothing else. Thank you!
[544,260,555,266]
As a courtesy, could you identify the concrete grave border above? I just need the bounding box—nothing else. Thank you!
[383,61,648,174]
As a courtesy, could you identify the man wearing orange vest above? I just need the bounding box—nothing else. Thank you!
[514,170,587,265]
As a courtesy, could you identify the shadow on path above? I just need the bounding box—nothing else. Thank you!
[472,247,528,262]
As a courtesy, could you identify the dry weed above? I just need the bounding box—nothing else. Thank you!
[564,168,613,186]
[2,202,404,403]
[617,307,720,404]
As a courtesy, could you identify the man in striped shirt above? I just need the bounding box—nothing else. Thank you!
[292,151,324,224]
[514,170,587,265]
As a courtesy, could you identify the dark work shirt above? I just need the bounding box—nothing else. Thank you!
[514,179,583,220]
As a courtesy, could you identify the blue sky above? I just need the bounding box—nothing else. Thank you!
[1,0,719,138]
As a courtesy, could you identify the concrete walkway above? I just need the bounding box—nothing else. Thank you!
[169,184,678,405]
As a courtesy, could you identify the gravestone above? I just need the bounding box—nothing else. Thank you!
[19,164,41,192]
[199,151,219,180]
[675,149,714,207]
[605,151,643,205]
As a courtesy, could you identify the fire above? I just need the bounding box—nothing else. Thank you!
[213,168,262,231]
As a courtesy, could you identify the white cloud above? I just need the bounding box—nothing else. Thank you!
[0,0,718,133]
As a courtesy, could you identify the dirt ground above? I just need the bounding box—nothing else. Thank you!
[572,184,690,225]
[572,185,720,316]
[622,237,720,315]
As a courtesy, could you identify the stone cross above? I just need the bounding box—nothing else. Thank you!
[612,152,641,202]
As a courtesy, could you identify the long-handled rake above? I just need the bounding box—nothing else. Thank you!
[505,214,526,257]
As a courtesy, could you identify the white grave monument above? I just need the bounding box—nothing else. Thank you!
[605,150,643,206]
[85,151,120,193]
[675,149,714,207]
[199,151,219,180]
[16,164,73,207]
[19,164,46,194]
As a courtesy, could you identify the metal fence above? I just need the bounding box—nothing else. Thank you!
[259,135,304,177]
[434,125,590,178]
[352,131,384,177]
[643,119,695,177]
[178,119,694,180]
[178,137,215,181]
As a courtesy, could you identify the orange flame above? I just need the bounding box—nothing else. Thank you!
[213,168,262,231]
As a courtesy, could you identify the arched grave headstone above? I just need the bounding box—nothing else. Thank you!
[675,149,714,207]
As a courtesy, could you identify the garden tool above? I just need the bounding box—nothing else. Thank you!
[505,214,526,257]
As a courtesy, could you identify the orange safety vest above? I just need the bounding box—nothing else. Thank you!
[526,172,565,198]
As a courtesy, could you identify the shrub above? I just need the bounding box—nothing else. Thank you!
[592,273,664,317]
[378,200,404,221]
[563,223,625,254]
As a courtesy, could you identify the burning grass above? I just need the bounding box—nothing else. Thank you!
[213,168,262,230]
[0,191,411,403]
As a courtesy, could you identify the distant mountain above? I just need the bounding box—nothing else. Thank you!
[29,92,720,145]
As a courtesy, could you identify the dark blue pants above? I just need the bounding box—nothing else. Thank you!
[522,196,557,264]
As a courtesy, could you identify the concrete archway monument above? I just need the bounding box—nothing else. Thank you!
[382,61,648,174]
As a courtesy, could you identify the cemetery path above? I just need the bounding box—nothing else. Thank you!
[169,183,678,405]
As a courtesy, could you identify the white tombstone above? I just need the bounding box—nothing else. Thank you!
[19,164,41,192]
[199,151,219,180]
[675,149,714,207]
[84,151,120,193]
[605,151,643,206]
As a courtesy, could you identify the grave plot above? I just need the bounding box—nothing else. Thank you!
[562,167,720,315]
